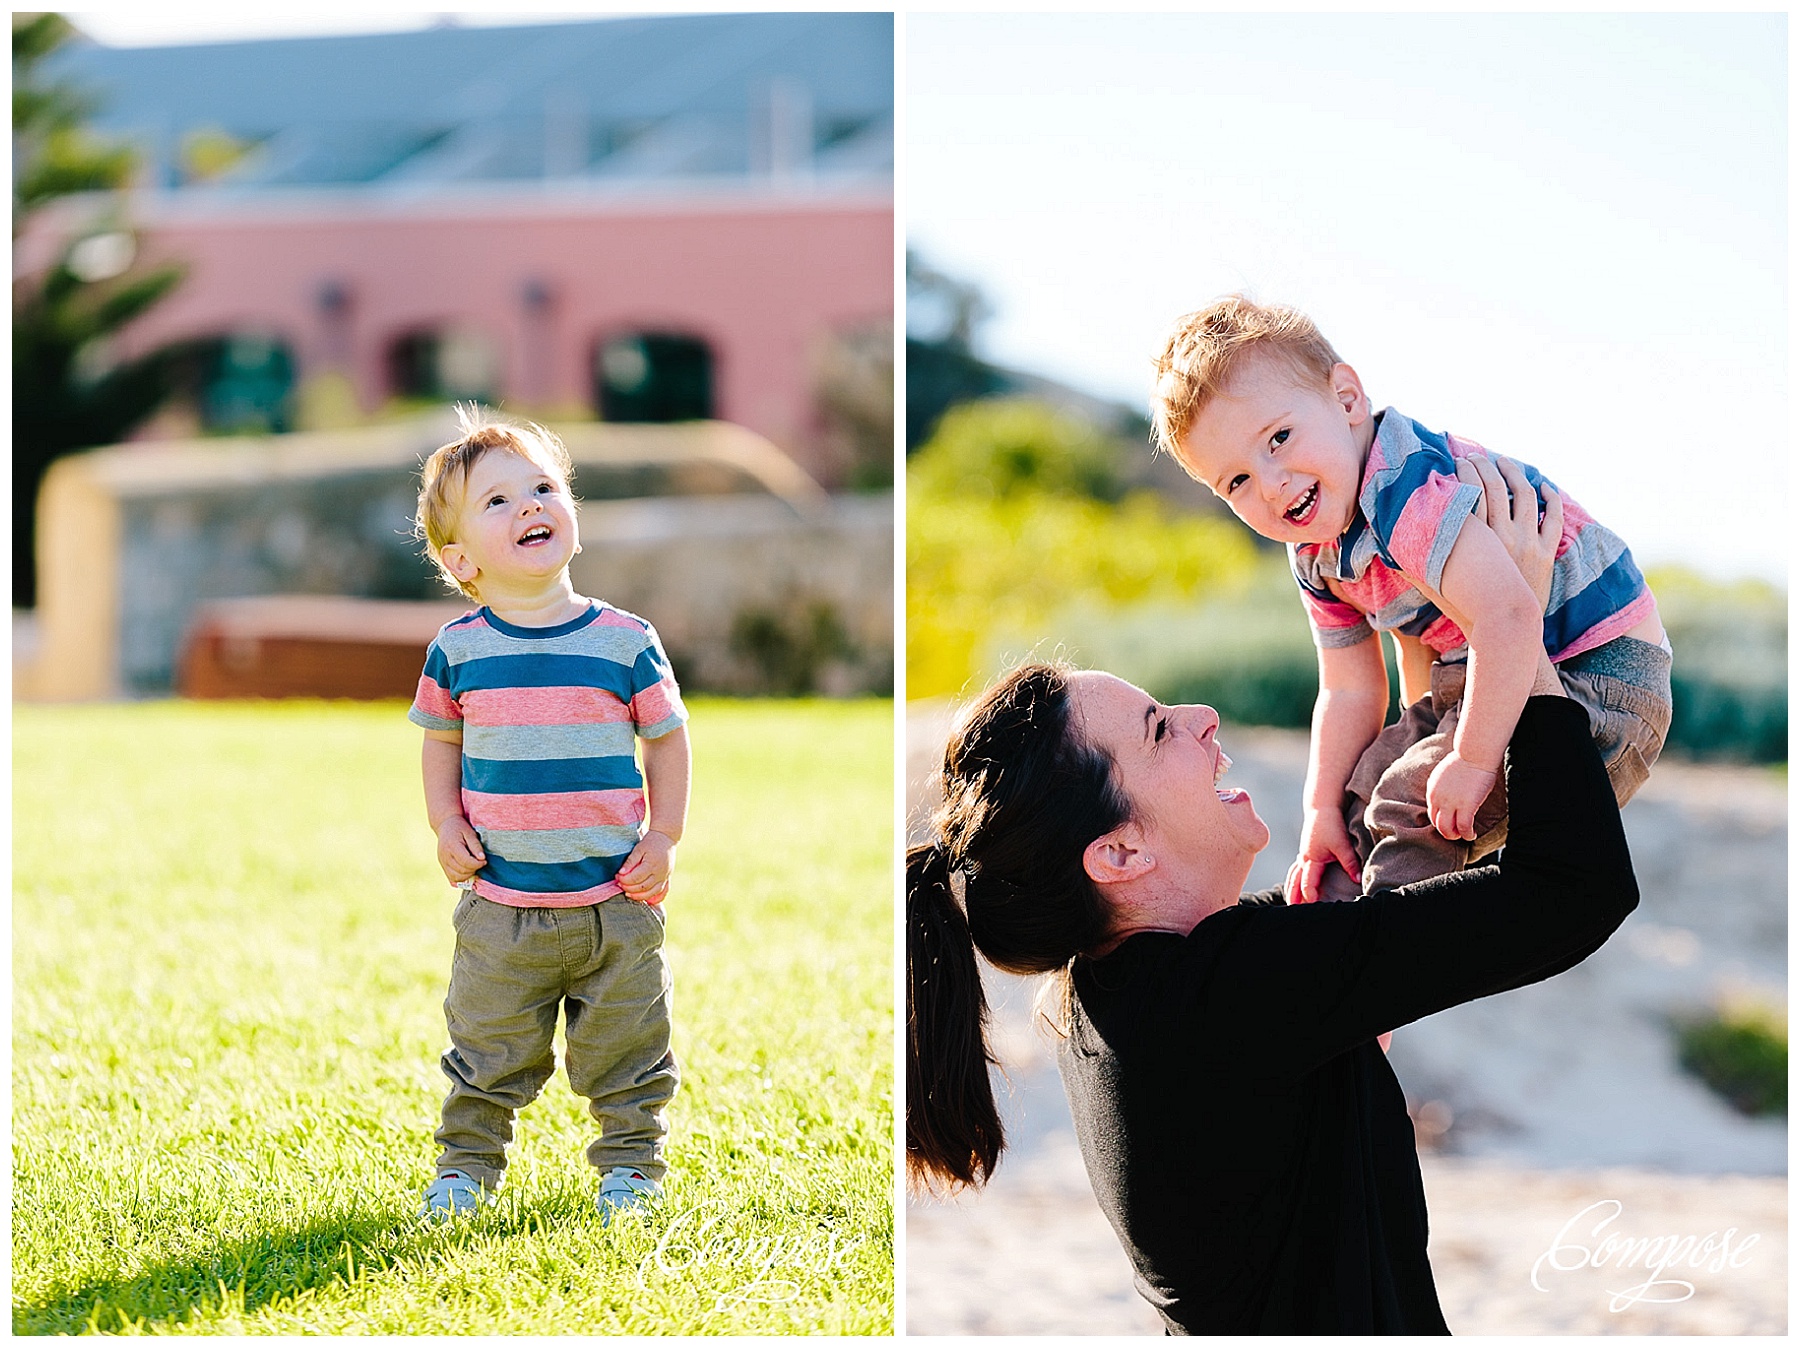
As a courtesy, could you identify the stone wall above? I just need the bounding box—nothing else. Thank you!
[18,416,892,700]
[572,494,893,696]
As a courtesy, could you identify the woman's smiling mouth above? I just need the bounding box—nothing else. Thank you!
[1213,745,1249,804]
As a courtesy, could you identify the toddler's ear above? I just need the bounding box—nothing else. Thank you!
[439,542,479,587]
[1330,362,1369,424]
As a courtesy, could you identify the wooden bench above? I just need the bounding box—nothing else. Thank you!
[178,596,472,699]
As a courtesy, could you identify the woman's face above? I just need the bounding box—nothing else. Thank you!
[1068,671,1271,879]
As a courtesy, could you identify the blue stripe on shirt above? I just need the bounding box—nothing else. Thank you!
[480,850,637,895]
[462,754,644,794]
[450,652,641,700]
[1546,549,1647,655]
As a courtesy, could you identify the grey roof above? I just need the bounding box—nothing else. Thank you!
[50,13,893,192]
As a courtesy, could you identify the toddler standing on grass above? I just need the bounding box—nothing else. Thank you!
[407,412,691,1222]
[1151,296,1671,903]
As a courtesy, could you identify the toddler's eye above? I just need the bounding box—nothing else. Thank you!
[1227,474,1248,494]
[1154,715,1169,742]
[487,494,507,508]
[1270,428,1290,451]
[534,481,556,494]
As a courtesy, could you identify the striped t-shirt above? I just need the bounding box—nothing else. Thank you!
[1291,409,1654,661]
[408,600,688,907]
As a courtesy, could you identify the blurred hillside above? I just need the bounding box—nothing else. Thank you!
[904,257,1786,761]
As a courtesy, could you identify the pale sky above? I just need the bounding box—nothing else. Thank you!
[65,11,632,46]
[908,13,1788,584]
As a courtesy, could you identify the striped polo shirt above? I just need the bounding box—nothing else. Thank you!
[408,600,687,907]
[1291,410,1654,661]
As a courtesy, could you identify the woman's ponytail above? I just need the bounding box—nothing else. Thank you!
[904,663,1132,1192]
[905,842,1004,1191]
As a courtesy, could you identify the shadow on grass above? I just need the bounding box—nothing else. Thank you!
[13,1193,601,1334]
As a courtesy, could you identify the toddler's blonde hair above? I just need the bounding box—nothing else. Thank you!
[1150,296,1343,472]
[415,406,575,600]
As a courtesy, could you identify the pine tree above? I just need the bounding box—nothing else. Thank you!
[13,12,185,607]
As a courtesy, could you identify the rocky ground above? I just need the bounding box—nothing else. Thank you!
[904,703,1787,1336]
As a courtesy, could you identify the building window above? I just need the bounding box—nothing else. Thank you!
[386,327,500,403]
[174,332,296,435]
[595,332,713,422]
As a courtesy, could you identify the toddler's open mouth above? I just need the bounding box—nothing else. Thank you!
[517,525,553,545]
[1284,483,1319,525]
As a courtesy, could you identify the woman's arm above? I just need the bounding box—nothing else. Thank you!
[1203,692,1636,1076]
[1199,464,1616,1071]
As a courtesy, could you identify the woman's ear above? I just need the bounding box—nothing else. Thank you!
[1083,824,1155,887]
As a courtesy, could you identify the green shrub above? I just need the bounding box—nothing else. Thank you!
[1675,1002,1787,1117]
[1648,566,1786,763]
[1667,670,1787,763]
[909,397,1126,502]
[907,400,1258,699]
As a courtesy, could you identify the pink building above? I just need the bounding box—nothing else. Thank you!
[122,188,893,483]
[45,14,895,486]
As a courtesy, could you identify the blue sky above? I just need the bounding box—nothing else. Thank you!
[908,13,1787,583]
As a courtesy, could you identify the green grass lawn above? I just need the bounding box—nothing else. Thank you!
[13,698,894,1335]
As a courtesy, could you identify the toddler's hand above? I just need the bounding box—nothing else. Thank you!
[1425,751,1498,842]
[1286,808,1363,904]
[435,814,486,885]
[616,830,676,905]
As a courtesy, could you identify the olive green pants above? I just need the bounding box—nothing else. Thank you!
[433,893,677,1189]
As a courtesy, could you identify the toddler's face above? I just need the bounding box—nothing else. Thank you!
[442,448,579,596]
[1178,351,1370,546]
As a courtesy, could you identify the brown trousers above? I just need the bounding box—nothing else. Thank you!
[434,892,677,1188]
[1344,636,1673,894]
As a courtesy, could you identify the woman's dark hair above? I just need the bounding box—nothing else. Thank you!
[906,663,1132,1191]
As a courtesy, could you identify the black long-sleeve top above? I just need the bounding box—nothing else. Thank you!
[1057,697,1640,1335]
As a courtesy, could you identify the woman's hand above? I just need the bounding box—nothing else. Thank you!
[1454,452,1563,614]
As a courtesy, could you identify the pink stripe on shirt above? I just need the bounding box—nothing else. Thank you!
[1384,470,1465,581]
[592,607,649,630]
[631,679,683,728]
[1347,562,1419,614]
[463,787,648,832]
[473,875,627,907]
[413,675,461,722]
[1419,613,1466,651]
[460,684,637,726]
[1301,592,1369,633]
[1549,590,1657,663]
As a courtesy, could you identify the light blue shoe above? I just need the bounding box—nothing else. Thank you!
[595,1166,660,1224]
[420,1170,488,1220]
